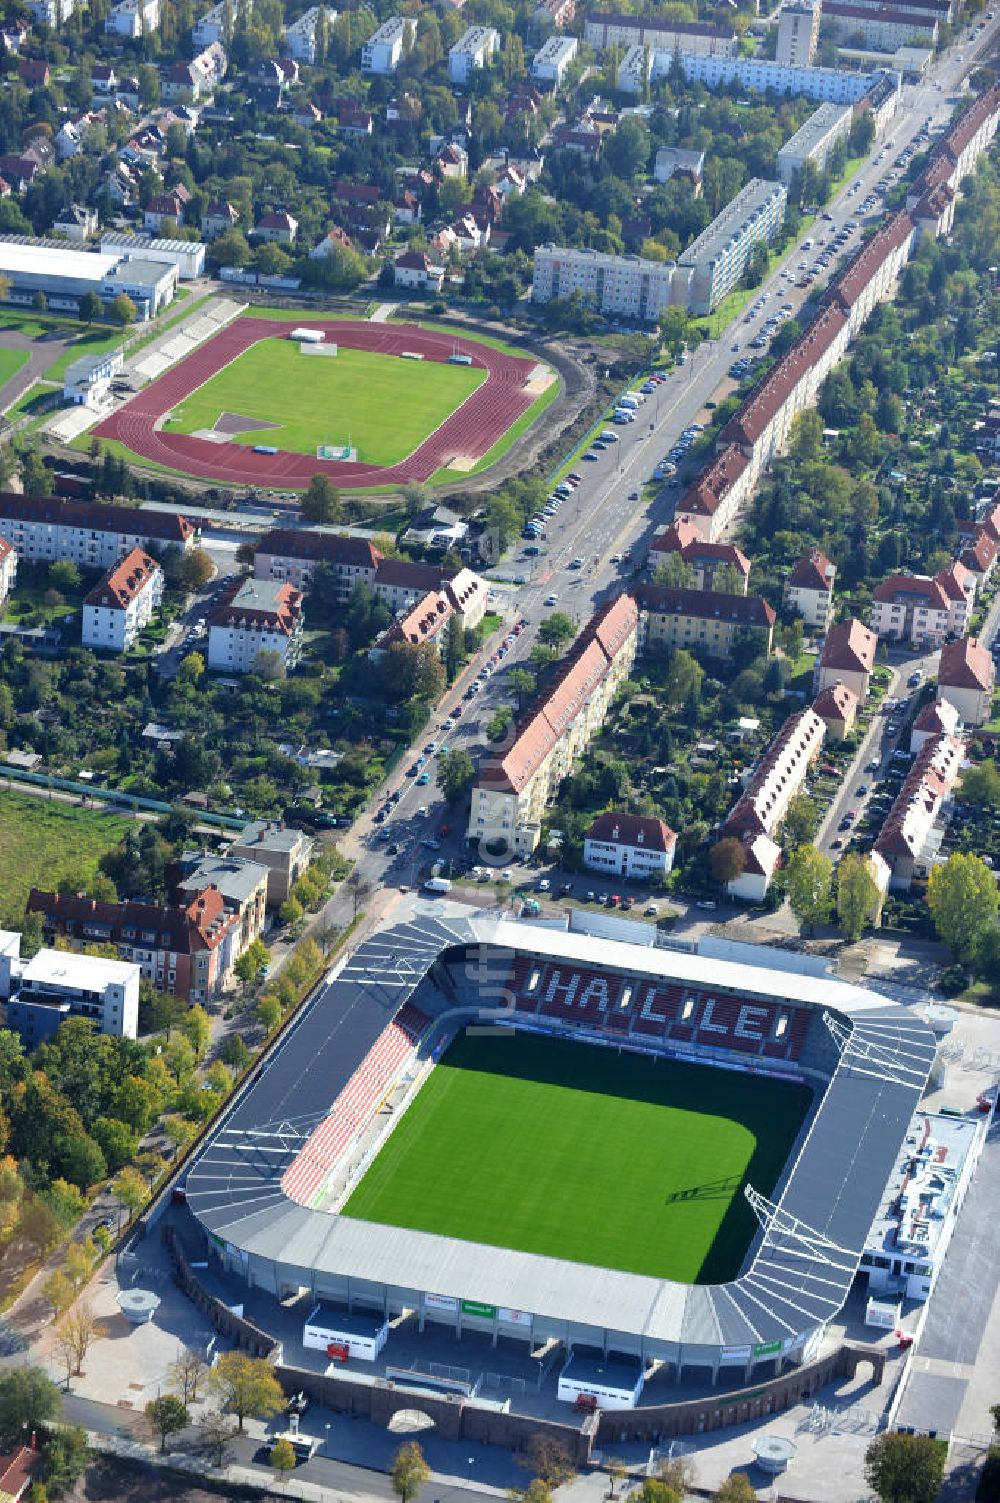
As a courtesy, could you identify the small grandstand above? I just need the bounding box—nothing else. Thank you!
[184,900,935,1396]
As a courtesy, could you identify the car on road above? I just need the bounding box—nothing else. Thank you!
[568,557,584,569]
[416,772,429,785]
[544,593,559,605]
[696,900,717,910]
[537,879,551,892]
[407,763,419,776]
[831,837,844,849]
[629,490,640,501]
[583,449,600,458]
[908,670,922,686]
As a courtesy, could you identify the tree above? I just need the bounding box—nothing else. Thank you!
[207,1352,284,1432]
[270,1438,297,1476]
[960,759,1000,808]
[179,1002,211,1061]
[709,837,745,886]
[37,1425,88,1497]
[257,993,282,1032]
[79,291,102,326]
[49,559,81,592]
[42,1269,75,1317]
[664,648,703,707]
[64,1236,97,1290]
[301,474,342,525]
[113,1165,148,1219]
[837,852,879,942]
[391,1440,431,1503]
[537,613,575,650]
[785,847,833,936]
[864,1432,945,1503]
[146,1393,188,1452]
[437,747,475,804]
[169,1347,209,1410]
[635,1482,679,1503]
[92,1115,137,1172]
[782,793,818,850]
[179,549,214,592]
[519,1434,575,1487]
[715,1478,757,1503]
[0,1367,60,1447]
[199,1409,235,1466]
[110,293,137,329]
[54,1304,97,1382]
[346,871,372,922]
[234,938,270,990]
[279,895,303,925]
[33,290,48,313]
[927,852,1000,963]
[654,554,697,590]
[508,668,536,710]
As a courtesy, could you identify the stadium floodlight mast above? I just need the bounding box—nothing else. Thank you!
[821,1010,929,1087]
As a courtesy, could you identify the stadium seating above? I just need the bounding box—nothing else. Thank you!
[502,959,814,1063]
[282,1004,429,1205]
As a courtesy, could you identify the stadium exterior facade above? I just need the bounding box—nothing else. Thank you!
[185,904,936,1387]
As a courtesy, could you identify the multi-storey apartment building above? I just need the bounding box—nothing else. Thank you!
[448,25,498,83]
[361,17,415,73]
[871,732,964,892]
[27,886,239,1003]
[776,102,853,185]
[105,0,159,36]
[937,636,996,727]
[531,35,579,87]
[649,520,751,592]
[253,528,382,597]
[721,707,826,900]
[283,6,335,62]
[583,812,677,880]
[775,0,820,65]
[468,597,640,855]
[207,578,304,674]
[823,3,938,48]
[230,821,314,908]
[82,547,163,654]
[531,245,677,322]
[0,933,139,1047]
[870,572,967,646]
[815,617,877,701]
[0,494,195,569]
[583,12,737,55]
[0,538,16,608]
[677,178,787,316]
[635,585,776,659]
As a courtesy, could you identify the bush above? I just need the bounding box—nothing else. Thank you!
[937,963,970,996]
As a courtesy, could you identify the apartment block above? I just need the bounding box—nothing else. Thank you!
[583,12,737,55]
[253,528,382,597]
[722,707,826,901]
[531,244,678,323]
[284,6,336,62]
[649,519,750,592]
[82,547,163,654]
[207,578,304,674]
[775,0,820,65]
[910,697,960,753]
[678,178,787,316]
[469,597,640,855]
[361,16,415,73]
[822,3,938,48]
[531,35,579,87]
[0,493,195,570]
[871,731,964,892]
[27,887,239,1003]
[635,585,776,659]
[229,820,314,908]
[448,25,498,83]
[777,102,853,185]
[174,854,269,955]
[937,636,996,727]
[0,538,16,608]
[812,680,858,741]
[870,572,967,647]
[105,0,159,36]
[0,933,139,1046]
[815,617,876,701]
[674,52,878,105]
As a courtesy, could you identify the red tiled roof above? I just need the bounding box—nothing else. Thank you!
[84,547,160,611]
[912,697,959,734]
[959,528,997,574]
[676,443,748,518]
[788,546,835,593]
[210,579,302,635]
[874,732,963,858]
[725,306,848,449]
[813,681,858,722]
[0,1445,37,1502]
[938,81,1000,161]
[724,707,825,840]
[27,885,236,954]
[936,559,971,603]
[938,636,995,691]
[820,617,876,674]
[824,211,914,315]
[585,810,676,852]
[872,573,949,611]
[0,492,193,543]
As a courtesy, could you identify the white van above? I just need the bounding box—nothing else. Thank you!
[423,876,452,894]
[618,394,640,410]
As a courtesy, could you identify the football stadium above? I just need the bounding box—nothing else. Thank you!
[182,900,936,1426]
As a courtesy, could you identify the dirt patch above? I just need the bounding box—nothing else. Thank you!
[213,411,281,436]
[66,1455,256,1503]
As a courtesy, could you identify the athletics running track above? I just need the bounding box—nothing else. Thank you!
[94,318,541,490]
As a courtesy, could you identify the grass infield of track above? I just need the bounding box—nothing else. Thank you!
[342,1032,812,1284]
[161,338,486,466]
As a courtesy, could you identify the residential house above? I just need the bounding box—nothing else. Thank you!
[937,636,996,727]
[785,546,836,629]
[162,43,227,104]
[653,146,706,190]
[393,189,422,225]
[53,203,97,241]
[27,887,239,1002]
[174,854,268,955]
[253,528,382,596]
[0,494,195,569]
[202,199,240,238]
[469,596,641,854]
[207,578,303,674]
[337,101,372,135]
[144,184,191,232]
[230,820,314,907]
[394,249,445,291]
[635,585,775,660]
[436,141,468,179]
[82,547,163,654]
[870,571,967,647]
[957,526,998,589]
[311,225,354,259]
[0,1446,38,1503]
[812,680,858,741]
[649,519,750,592]
[583,810,676,879]
[18,57,49,86]
[255,210,298,244]
[294,100,323,128]
[815,617,876,701]
[534,0,576,25]
[91,62,119,92]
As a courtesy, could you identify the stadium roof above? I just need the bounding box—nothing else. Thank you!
[0,242,120,281]
[185,904,936,1354]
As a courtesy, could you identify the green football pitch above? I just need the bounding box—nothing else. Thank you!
[161,339,485,464]
[342,1032,812,1284]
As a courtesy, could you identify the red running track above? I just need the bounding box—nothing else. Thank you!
[94,317,541,490]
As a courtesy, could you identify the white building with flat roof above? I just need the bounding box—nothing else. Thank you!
[192,0,228,46]
[361,16,415,73]
[679,178,787,315]
[27,0,78,24]
[777,102,853,183]
[0,238,175,319]
[284,6,336,61]
[532,34,579,86]
[448,25,498,83]
[583,12,737,56]
[675,52,883,104]
[0,934,140,1046]
[105,0,159,36]
[775,0,820,66]
[62,348,124,408]
[100,232,205,280]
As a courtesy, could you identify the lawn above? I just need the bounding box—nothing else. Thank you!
[162,338,486,465]
[0,788,131,915]
[0,347,28,390]
[343,1031,811,1283]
